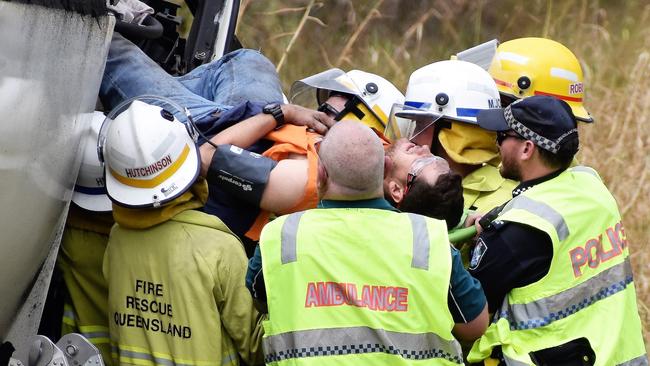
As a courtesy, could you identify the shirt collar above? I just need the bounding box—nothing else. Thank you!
[317,198,399,212]
[512,168,565,197]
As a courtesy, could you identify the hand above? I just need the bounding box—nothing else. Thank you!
[281,104,335,135]
[464,212,485,236]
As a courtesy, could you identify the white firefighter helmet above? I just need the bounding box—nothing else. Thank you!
[72,111,112,212]
[289,68,404,131]
[98,98,200,208]
[387,60,501,141]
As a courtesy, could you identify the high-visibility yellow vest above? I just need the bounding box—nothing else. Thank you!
[462,164,518,214]
[105,209,264,366]
[260,208,463,365]
[468,166,647,366]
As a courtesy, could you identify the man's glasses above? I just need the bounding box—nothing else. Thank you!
[496,131,525,146]
[404,156,448,197]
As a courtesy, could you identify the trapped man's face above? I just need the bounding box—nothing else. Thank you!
[410,125,436,153]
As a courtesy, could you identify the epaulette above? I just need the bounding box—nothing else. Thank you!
[487,219,506,231]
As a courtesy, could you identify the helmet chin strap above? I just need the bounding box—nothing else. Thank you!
[321,92,387,131]
[335,96,366,121]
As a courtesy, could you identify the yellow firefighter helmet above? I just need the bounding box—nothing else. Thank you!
[489,37,593,122]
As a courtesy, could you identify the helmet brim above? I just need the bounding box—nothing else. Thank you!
[476,108,510,132]
[289,68,359,108]
[570,104,594,123]
[498,91,594,123]
[391,108,447,142]
[72,188,113,212]
[395,109,443,122]
[395,109,479,125]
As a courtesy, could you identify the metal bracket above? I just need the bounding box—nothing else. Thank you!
[9,336,68,366]
[56,334,104,366]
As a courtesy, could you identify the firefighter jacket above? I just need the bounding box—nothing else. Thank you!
[105,179,264,366]
[462,163,518,214]
[468,166,647,365]
[59,204,114,365]
[260,207,464,365]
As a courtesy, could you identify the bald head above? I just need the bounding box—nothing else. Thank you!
[318,120,385,199]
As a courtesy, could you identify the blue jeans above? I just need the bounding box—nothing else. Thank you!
[99,33,283,123]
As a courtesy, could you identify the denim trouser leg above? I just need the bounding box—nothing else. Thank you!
[177,48,283,107]
[99,33,224,122]
[99,33,283,123]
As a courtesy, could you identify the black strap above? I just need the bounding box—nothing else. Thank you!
[529,338,595,366]
[335,96,366,121]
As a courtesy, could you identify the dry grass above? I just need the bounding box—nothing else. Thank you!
[238,0,650,347]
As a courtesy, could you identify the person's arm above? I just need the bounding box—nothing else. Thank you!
[453,304,489,342]
[447,247,489,341]
[246,245,268,313]
[200,104,327,215]
[468,223,553,312]
[203,144,309,214]
[214,237,266,365]
[199,104,334,176]
[260,159,309,214]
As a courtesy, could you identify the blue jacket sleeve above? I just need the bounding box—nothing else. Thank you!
[448,246,487,323]
[246,245,268,313]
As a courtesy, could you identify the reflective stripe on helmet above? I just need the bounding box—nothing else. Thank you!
[493,78,514,88]
[534,90,583,103]
[404,100,432,109]
[456,108,482,117]
[109,144,190,189]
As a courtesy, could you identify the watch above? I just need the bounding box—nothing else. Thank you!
[263,103,285,129]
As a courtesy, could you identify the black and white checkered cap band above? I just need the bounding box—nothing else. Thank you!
[503,104,577,154]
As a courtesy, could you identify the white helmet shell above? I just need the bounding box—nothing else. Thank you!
[101,100,200,208]
[345,69,405,124]
[72,111,112,212]
[403,60,501,125]
[289,68,404,127]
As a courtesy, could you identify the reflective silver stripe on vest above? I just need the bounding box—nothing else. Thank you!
[497,258,633,330]
[114,346,196,366]
[501,195,570,241]
[570,165,601,180]
[503,355,531,366]
[280,212,431,268]
[63,309,77,321]
[82,331,110,342]
[263,326,463,364]
[617,354,649,366]
[280,211,306,264]
[407,213,430,270]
